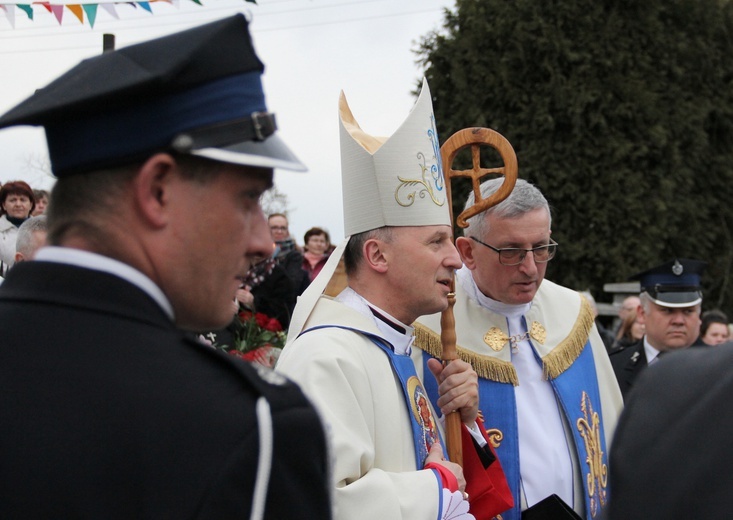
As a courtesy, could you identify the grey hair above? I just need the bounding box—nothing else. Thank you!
[463,178,551,238]
[639,291,702,314]
[16,215,47,258]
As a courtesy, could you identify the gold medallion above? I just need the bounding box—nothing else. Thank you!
[529,321,546,344]
[483,327,509,352]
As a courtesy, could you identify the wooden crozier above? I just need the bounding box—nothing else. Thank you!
[439,127,518,466]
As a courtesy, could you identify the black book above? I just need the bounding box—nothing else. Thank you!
[521,494,583,520]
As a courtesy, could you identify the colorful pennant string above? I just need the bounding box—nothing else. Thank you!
[0,1,254,28]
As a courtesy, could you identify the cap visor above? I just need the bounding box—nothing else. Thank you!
[649,291,702,308]
[191,133,307,172]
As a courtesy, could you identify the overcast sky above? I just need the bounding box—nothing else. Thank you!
[0,0,455,243]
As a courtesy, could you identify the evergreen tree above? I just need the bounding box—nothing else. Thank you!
[418,0,733,312]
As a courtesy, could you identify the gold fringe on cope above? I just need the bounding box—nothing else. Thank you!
[413,323,519,386]
[541,296,595,380]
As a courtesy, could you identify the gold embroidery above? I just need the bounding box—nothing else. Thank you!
[395,153,445,207]
[483,321,546,352]
[483,327,508,351]
[413,323,518,385]
[530,321,546,344]
[576,391,607,518]
[414,295,594,383]
[486,428,503,449]
[395,121,445,208]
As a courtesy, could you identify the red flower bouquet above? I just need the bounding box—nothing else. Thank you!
[220,310,286,368]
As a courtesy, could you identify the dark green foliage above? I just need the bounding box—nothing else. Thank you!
[418,0,733,312]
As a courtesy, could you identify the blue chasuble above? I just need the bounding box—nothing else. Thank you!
[422,339,608,520]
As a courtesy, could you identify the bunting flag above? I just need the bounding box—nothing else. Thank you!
[100,3,118,19]
[0,0,256,28]
[0,4,15,28]
[50,3,64,24]
[17,3,32,18]
[82,3,97,26]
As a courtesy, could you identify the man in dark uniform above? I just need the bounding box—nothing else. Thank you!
[610,258,705,399]
[0,16,332,519]
[608,345,733,518]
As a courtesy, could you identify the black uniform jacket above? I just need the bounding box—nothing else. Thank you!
[609,339,648,399]
[0,261,331,520]
[608,343,733,519]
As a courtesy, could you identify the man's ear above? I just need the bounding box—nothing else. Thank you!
[14,252,24,263]
[455,236,477,270]
[362,238,389,274]
[132,153,177,229]
[636,304,646,325]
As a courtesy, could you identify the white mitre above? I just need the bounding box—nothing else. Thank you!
[286,78,450,340]
[340,77,450,234]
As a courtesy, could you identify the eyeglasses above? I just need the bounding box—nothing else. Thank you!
[470,236,558,266]
[269,226,288,232]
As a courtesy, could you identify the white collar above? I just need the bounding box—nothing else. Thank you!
[34,246,174,320]
[643,336,662,363]
[337,287,415,355]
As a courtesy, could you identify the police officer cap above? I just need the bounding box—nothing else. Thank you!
[0,14,305,177]
[629,258,706,307]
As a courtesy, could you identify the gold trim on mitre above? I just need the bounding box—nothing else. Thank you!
[339,78,450,238]
[413,323,518,385]
[339,94,387,154]
[541,295,595,380]
[394,114,445,208]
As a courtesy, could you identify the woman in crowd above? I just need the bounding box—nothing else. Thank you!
[698,310,730,346]
[0,181,35,274]
[302,226,332,282]
[611,312,645,352]
[32,189,50,216]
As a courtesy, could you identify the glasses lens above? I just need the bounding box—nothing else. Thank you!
[534,246,550,261]
[499,244,557,265]
[499,249,525,265]
[533,244,557,262]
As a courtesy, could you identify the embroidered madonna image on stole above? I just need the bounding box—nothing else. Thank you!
[408,376,441,460]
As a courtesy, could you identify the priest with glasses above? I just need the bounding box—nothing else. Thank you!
[413,178,622,520]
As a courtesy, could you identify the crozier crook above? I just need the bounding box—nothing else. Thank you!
[439,127,518,466]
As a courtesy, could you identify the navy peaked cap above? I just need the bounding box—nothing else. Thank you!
[630,258,706,307]
[0,14,305,176]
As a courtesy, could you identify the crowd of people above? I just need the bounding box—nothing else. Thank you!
[0,180,48,278]
[1,12,732,520]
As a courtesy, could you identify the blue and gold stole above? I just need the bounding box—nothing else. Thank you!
[421,339,608,520]
[300,325,447,469]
